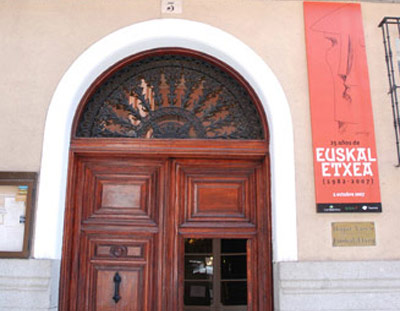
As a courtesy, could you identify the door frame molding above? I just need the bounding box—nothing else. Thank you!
[34,18,297,262]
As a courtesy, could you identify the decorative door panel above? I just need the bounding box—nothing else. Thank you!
[62,156,165,311]
[93,266,143,311]
[174,159,261,228]
[87,234,151,263]
[77,156,166,226]
[77,233,154,311]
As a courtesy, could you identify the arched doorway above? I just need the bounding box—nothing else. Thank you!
[34,19,297,262]
[59,48,272,310]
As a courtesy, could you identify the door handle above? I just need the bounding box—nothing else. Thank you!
[113,272,122,303]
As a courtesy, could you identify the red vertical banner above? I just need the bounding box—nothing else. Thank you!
[304,2,382,212]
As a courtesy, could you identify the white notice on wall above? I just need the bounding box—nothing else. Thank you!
[0,196,26,252]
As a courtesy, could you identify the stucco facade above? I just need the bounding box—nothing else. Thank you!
[1,0,400,310]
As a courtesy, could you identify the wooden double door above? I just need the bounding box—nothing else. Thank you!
[60,150,272,311]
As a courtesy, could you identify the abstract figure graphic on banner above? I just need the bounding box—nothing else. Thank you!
[310,4,369,136]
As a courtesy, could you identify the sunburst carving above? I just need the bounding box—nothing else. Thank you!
[76,54,264,139]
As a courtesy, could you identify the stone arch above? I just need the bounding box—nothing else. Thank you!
[34,19,297,261]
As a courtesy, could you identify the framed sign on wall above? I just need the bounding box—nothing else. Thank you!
[0,172,37,258]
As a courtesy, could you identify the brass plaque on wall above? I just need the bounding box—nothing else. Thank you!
[332,222,376,247]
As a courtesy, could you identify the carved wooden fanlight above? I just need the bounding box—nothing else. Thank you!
[76,51,265,140]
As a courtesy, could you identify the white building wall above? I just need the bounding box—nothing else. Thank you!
[1,1,400,310]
